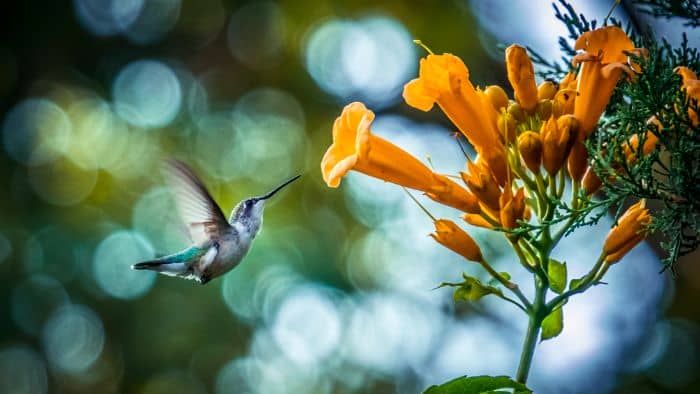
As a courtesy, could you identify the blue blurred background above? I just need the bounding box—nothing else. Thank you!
[0,1,699,393]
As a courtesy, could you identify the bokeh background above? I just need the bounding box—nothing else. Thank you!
[1,1,699,393]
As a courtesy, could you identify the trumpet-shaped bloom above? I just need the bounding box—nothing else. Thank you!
[624,131,660,165]
[675,66,700,125]
[603,200,651,263]
[321,102,480,213]
[506,45,539,112]
[572,26,636,138]
[499,187,526,230]
[403,53,507,184]
[431,219,483,262]
[461,159,502,211]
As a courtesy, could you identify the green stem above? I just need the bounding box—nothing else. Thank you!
[516,315,541,383]
[516,276,547,383]
[479,260,532,310]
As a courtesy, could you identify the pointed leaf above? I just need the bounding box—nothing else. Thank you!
[547,259,567,294]
[453,276,503,302]
[569,275,586,291]
[541,306,564,341]
[487,272,511,287]
[423,375,532,394]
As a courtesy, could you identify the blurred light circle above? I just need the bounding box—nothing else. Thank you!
[186,77,208,121]
[42,304,105,374]
[124,0,181,45]
[73,0,143,36]
[93,230,156,299]
[0,345,48,394]
[221,249,302,322]
[254,259,305,323]
[247,331,326,394]
[215,358,255,394]
[2,98,72,165]
[11,275,70,336]
[646,319,700,389]
[132,187,188,254]
[107,128,162,179]
[28,156,98,206]
[342,293,441,374]
[21,226,80,282]
[192,113,241,181]
[221,268,257,321]
[344,173,404,228]
[67,98,131,171]
[113,60,182,128]
[304,16,415,108]
[231,88,305,182]
[270,286,341,366]
[227,1,285,69]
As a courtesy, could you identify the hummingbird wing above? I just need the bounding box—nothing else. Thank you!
[163,159,230,246]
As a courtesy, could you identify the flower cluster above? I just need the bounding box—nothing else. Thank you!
[321,26,651,268]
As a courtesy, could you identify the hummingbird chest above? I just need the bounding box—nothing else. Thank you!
[198,225,255,279]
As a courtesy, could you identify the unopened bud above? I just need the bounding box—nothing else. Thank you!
[497,112,518,143]
[537,80,557,100]
[552,89,576,117]
[603,200,651,263]
[517,131,542,173]
[507,102,526,123]
[506,45,538,112]
[582,166,602,195]
[485,85,509,111]
[536,99,552,120]
[431,219,483,262]
[541,116,574,176]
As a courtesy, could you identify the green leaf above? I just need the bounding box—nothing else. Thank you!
[568,275,586,291]
[547,259,567,294]
[423,375,532,394]
[541,306,564,341]
[453,276,503,302]
[487,272,511,287]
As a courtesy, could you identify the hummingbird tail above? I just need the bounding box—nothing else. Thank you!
[131,260,189,276]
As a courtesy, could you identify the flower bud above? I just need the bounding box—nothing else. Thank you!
[603,200,651,263]
[624,131,660,165]
[485,85,509,111]
[582,166,602,195]
[560,72,577,90]
[497,112,518,143]
[462,213,494,229]
[507,102,526,123]
[517,131,542,173]
[506,45,538,112]
[537,80,557,100]
[541,116,574,176]
[552,89,576,117]
[431,219,483,262]
[536,99,552,120]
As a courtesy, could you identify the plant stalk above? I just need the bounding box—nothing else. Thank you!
[515,276,547,384]
[515,313,542,383]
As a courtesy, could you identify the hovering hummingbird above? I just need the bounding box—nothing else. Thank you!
[131,159,300,284]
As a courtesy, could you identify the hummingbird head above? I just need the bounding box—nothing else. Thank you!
[230,175,301,225]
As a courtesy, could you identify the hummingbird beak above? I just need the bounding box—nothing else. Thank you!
[259,174,301,200]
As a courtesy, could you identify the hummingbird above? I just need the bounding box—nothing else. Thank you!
[131,159,300,285]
